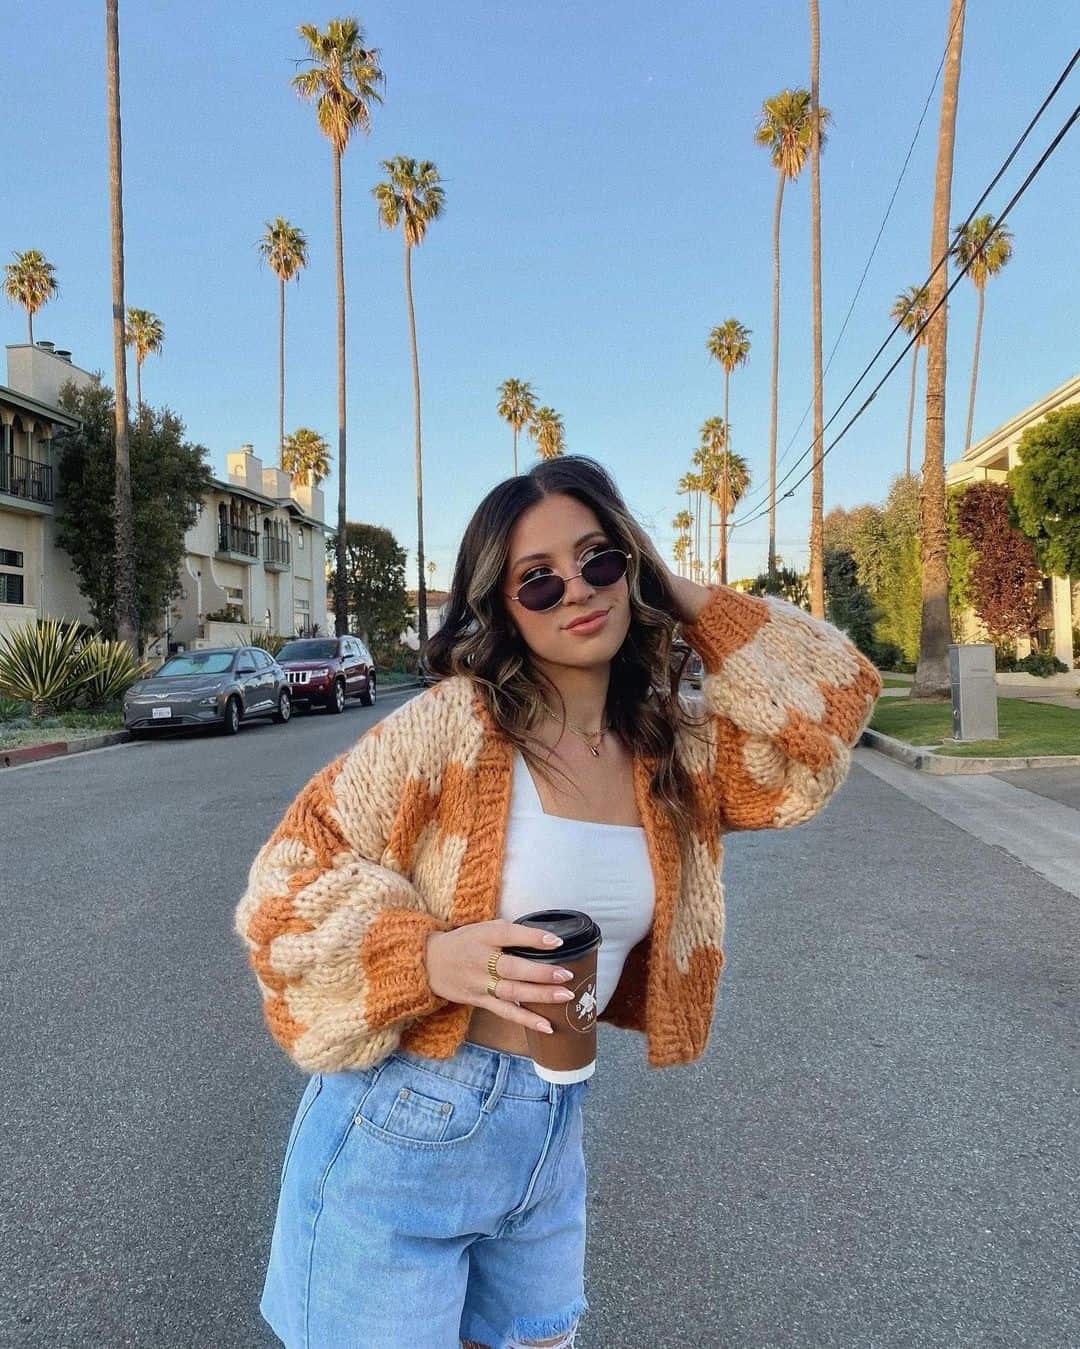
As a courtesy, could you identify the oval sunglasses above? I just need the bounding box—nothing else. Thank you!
[506,548,632,612]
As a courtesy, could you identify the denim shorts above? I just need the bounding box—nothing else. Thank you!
[259,1038,591,1348]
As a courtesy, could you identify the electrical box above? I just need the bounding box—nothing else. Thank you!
[949,643,998,741]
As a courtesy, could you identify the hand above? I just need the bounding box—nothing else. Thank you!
[663,566,715,626]
[425,920,576,1035]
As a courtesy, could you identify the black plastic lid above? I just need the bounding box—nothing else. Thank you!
[501,909,603,963]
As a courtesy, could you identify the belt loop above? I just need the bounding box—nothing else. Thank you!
[482,1053,509,1114]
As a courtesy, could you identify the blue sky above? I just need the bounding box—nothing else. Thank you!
[4,0,1078,585]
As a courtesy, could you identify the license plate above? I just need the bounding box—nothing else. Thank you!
[152,707,172,719]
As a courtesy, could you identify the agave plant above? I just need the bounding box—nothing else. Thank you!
[0,619,94,718]
[75,636,152,707]
[248,632,290,657]
[0,696,26,722]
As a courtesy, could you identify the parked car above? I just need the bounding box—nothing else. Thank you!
[123,645,292,737]
[671,640,704,691]
[276,636,376,713]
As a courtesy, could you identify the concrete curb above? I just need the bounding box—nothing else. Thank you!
[1,729,130,770]
[860,727,1080,775]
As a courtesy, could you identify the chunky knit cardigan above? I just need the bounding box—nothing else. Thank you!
[234,585,880,1073]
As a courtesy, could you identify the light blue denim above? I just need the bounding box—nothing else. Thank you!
[259,1038,591,1348]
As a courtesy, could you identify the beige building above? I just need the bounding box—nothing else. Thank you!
[946,371,1078,668]
[0,341,328,654]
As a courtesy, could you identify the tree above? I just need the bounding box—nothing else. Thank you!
[694,417,727,581]
[497,378,537,475]
[325,521,411,661]
[530,407,565,460]
[824,547,880,657]
[890,284,931,476]
[754,88,830,577]
[807,0,826,618]
[3,249,58,343]
[913,0,965,700]
[282,426,331,486]
[1009,404,1080,578]
[709,452,751,580]
[678,470,702,580]
[952,214,1014,452]
[105,0,138,652]
[671,510,693,577]
[953,482,1041,645]
[706,318,751,584]
[672,533,691,577]
[124,307,164,414]
[54,379,213,643]
[747,566,810,609]
[257,217,309,467]
[373,155,445,648]
[293,18,384,638]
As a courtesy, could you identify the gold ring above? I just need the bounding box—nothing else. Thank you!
[485,949,501,998]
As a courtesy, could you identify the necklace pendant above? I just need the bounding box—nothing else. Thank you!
[588,742,600,757]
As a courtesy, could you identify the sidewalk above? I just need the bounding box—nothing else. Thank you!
[854,746,1080,900]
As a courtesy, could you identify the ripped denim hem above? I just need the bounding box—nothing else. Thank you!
[464,1292,589,1349]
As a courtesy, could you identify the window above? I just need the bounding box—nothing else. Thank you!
[0,549,23,568]
[296,527,305,550]
[253,649,273,670]
[0,573,24,604]
[225,586,244,605]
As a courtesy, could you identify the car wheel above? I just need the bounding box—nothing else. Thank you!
[221,695,241,735]
[360,676,375,707]
[273,690,292,724]
[326,679,346,714]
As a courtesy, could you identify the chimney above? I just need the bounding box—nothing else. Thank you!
[241,442,254,455]
[54,349,72,363]
[36,340,55,352]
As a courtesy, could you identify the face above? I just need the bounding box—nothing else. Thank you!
[502,493,632,671]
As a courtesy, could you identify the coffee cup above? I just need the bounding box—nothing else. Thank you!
[501,910,602,1083]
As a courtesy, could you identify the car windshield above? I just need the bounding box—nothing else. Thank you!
[278,640,338,661]
[155,652,235,677]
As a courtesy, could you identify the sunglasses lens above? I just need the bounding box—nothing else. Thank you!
[517,574,565,611]
[581,550,628,587]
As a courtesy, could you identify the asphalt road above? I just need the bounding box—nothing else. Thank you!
[2,691,1077,1348]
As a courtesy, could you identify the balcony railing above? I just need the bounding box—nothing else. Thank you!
[263,533,291,566]
[217,523,259,558]
[1,453,54,505]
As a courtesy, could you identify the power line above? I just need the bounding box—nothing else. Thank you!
[728,44,1080,527]
[731,92,1080,531]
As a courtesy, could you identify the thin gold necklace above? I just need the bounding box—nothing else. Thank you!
[543,706,610,757]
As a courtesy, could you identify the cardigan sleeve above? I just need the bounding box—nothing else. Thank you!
[679,585,881,831]
[233,715,452,1073]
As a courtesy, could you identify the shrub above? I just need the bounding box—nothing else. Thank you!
[248,632,290,657]
[1013,651,1068,677]
[0,619,149,718]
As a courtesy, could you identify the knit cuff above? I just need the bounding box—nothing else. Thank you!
[681,585,771,673]
[360,908,452,1030]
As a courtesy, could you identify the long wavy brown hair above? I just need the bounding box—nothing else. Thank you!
[425,456,705,845]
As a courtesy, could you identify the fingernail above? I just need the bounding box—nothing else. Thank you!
[555,989,573,1001]
[537,1021,553,1034]
[554,968,573,981]
[543,934,563,946]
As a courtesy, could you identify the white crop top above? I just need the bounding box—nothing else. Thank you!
[496,750,656,1015]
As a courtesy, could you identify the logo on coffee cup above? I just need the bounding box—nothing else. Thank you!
[565,974,598,1033]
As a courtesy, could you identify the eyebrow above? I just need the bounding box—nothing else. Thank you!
[513,531,608,570]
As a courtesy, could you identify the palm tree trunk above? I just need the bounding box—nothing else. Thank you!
[106,0,137,652]
[135,357,142,415]
[332,144,348,637]
[706,489,713,582]
[905,346,918,476]
[278,275,286,470]
[512,425,518,476]
[768,171,785,579]
[404,240,427,647]
[720,372,730,585]
[27,310,33,345]
[964,284,985,452]
[914,0,964,700]
[808,0,825,619]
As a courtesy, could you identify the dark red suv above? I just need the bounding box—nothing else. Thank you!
[275,636,376,714]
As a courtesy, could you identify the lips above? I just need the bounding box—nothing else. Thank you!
[564,609,610,632]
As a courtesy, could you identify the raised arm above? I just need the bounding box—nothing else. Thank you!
[233,714,451,1073]
[673,576,881,830]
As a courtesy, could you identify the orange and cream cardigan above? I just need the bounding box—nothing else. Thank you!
[234,585,880,1073]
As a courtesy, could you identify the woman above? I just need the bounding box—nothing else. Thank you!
[234,456,880,1348]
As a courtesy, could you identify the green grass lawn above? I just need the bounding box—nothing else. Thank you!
[870,696,1080,757]
[879,675,914,688]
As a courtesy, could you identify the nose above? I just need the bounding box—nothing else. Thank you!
[562,569,595,606]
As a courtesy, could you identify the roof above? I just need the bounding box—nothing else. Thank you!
[0,382,80,429]
[209,475,327,531]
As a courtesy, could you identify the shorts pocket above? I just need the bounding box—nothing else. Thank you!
[353,1054,489,1151]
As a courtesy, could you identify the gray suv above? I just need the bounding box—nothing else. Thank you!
[123,645,293,737]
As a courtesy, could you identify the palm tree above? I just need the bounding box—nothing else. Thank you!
[373,155,445,647]
[282,427,332,486]
[706,319,751,585]
[914,0,965,700]
[257,217,309,468]
[497,378,537,475]
[3,249,58,344]
[807,0,826,618]
[678,470,702,578]
[694,418,727,583]
[124,306,164,414]
[105,0,137,652]
[427,558,437,587]
[754,88,830,578]
[530,407,565,460]
[672,533,690,577]
[709,452,751,580]
[671,510,693,577]
[890,284,931,477]
[293,18,384,637]
[952,214,1014,452]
